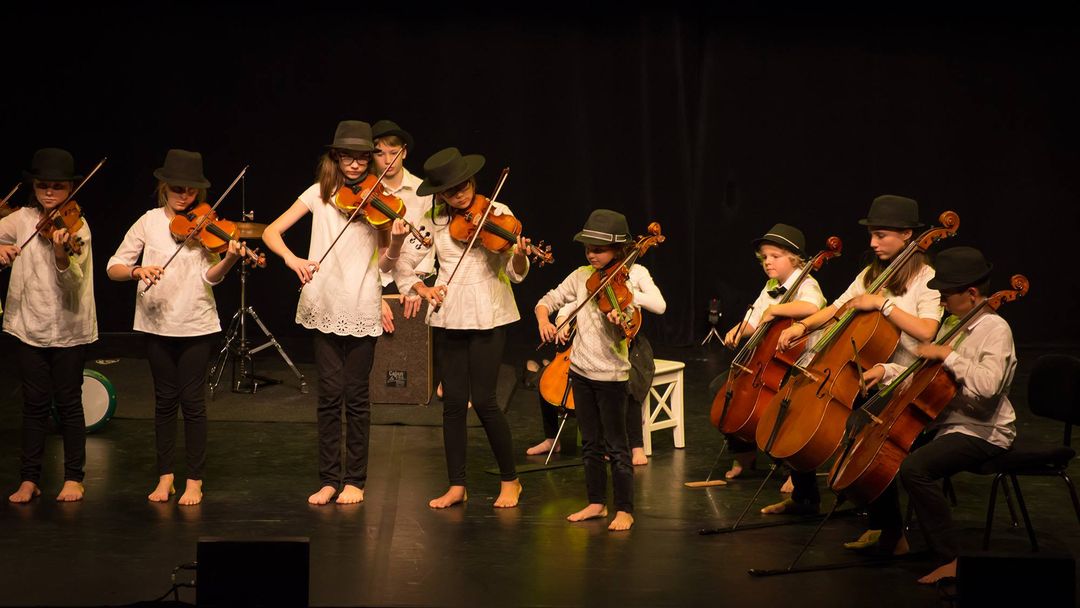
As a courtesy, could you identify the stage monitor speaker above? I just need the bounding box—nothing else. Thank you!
[196,537,310,607]
[958,550,1075,606]
[372,295,432,405]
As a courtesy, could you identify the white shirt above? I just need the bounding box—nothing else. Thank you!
[393,201,527,330]
[379,168,435,287]
[536,264,665,382]
[882,312,1017,449]
[0,207,97,347]
[296,183,384,337]
[108,207,224,337]
[743,272,826,329]
[833,264,943,369]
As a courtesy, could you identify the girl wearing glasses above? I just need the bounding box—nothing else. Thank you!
[262,121,396,506]
[107,149,245,506]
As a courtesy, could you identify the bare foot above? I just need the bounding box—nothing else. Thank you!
[56,481,85,502]
[178,479,203,506]
[761,498,818,515]
[148,474,176,503]
[526,438,560,456]
[429,485,467,509]
[917,559,957,584]
[725,451,755,479]
[8,481,40,503]
[780,476,794,493]
[436,383,443,399]
[567,503,608,522]
[608,511,634,531]
[493,480,522,508]
[336,484,364,504]
[631,448,648,466]
[308,485,337,505]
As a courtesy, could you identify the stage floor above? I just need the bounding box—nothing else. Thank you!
[1,342,1078,607]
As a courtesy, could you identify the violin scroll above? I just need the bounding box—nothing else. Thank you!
[987,274,1029,311]
[811,236,843,271]
[914,211,961,251]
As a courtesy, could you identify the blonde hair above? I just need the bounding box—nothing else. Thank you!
[155,181,207,208]
[756,247,805,270]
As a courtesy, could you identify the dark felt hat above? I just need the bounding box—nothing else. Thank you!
[327,120,375,153]
[573,209,632,246]
[153,149,211,189]
[927,246,993,292]
[752,223,805,256]
[23,148,81,182]
[372,119,414,151]
[858,195,924,229]
[417,148,485,196]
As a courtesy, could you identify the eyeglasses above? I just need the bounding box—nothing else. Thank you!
[168,185,198,196]
[34,182,70,191]
[440,181,471,198]
[336,151,370,166]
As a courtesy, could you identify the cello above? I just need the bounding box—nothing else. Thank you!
[710,236,843,442]
[755,211,960,472]
[828,274,1029,504]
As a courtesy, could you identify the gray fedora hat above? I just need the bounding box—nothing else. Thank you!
[153,149,211,189]
[573,209,632,246]
[417,148,485,196]
[752,223,805,255]
[858,195,924,229]
[23,148,81,182]
[327,120,375,153]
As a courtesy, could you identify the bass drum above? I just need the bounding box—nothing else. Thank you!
[51,369,117,433]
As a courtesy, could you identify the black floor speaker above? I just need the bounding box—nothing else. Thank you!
[958,550,1075,606]
[372,296,433,404]
[196,537,310,607]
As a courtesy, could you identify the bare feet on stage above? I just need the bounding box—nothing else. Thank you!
[917,559,957,584]
[780,476,794,493]
[56,481,85,502]
[631,448,648,466]
[308,485,337,506]
[178,479,203,506]
[336,485,364,505]
[567,503,608,522]
[493,480,522,508]
[761,498,819,515]
[844,528,910,556]
[526,438,560,455]
[148,474,176,502]
[8,481,41,503]
[429,485,467,509]
[608,511,634,531]
[724,451,755,479]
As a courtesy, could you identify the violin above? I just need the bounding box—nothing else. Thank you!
[448,193,553,265]
[334,173,432,247]
[169,202,266,267]
[755,211,960,473]
[586,263,643,340]
[538,322,577,410]
[36,199,85,255]
[709,237,843,442]
[828,275,1029,505]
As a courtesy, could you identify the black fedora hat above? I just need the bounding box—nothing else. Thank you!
[153,149,211,189]
[327,120,374,153]
[858,195,924,229]
[417,148,485,196]
[752,223,805,256]
[372,119,414,150]
[573,209,632,246]
[927,246,993,292]
[23,148,81,182]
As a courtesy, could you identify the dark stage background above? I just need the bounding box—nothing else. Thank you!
[2,5,1077,349]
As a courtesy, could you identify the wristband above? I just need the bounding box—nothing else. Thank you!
[130,265,141,280]
[791,320,807,331]
[881,299,895,317]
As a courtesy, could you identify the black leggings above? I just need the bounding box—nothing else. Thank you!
[439,327,517,484]
[15,341,87,484]
[570,371,633,512]
[313,332,376,489]
[539,392,645,450]
[146,334,215,480]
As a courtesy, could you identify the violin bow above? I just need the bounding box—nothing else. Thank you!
[0,182,21,214]
[140,166,248,296]
[432,167,510,313]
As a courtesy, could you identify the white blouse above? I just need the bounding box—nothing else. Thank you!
[108,207,224,337]
[379,168,435,287]
[743,272,826,330]
[0,207,97,347]
[295,183,384,337]
[392,200,527,330]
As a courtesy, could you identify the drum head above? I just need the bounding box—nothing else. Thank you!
[81,369,117,433]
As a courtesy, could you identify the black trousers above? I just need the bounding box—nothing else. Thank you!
[570,371,634,513]
[15,341,87,484]
[438,327,517,484]
[868,432,1006,562]
[145,334,215,480]
[539,392,645,450]
[313,332,376,489]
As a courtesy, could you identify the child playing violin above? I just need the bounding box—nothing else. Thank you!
[394,147,532,510]
[535,209,663,531]
[772,196,942,526]
[1,148,97,503]
[262,121,396,506]
[107,149,246,506]
[720,224,824,479]
[848,246,1016,584]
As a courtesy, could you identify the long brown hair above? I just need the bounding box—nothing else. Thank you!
[316,152,344,203]
[862,245,925,296]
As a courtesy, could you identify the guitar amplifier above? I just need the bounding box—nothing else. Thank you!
[371,295,433,404]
